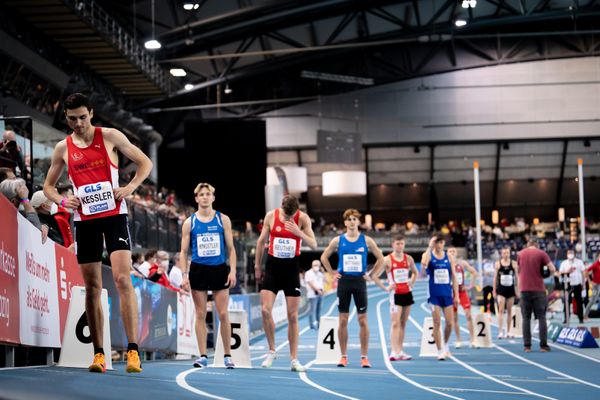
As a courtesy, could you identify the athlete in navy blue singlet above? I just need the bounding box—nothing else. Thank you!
[320,209,385,368]
[421,234,459,360]
[180,183,237,369]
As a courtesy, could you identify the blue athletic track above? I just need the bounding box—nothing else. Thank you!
[1,280,599,400]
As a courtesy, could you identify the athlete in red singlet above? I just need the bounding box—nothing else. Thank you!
[372,236,418,360]
[43,93,152,374]
[254,195,317,372]
[447,246,479,348]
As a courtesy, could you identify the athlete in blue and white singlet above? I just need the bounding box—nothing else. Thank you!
[190,211,227,266]
[320,209,385,368]
[180,183,237,369]
[421,234,459,360]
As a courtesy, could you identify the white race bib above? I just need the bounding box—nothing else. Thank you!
[434,269,450,284]
[343,254,363,273]
[500,274,514,287]
[393,268,409,284]
[457,273,464,285]
[77,181,116,215]
[196,232,222,257]
[272,237,296,258]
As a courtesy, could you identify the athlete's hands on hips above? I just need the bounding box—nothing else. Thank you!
[363,273,372,282]
[113,184,134,202]
[227,271,237,288]
[334,272,342,281]
[61,195,80,209]
[284,220,302,237]
[386,284,395,292]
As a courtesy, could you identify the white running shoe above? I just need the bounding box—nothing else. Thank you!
[471,341,479,349]
[261,351,277,368]
[399,352,412,361]
[291,359,306,372]
[437,351,446,361]
[455,341,462,349]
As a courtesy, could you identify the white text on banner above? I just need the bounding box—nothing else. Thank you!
[17,213,60,347]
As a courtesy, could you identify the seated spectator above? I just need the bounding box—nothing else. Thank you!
[30,190,74,248]
[137,249,157,278]
[0,167,16,183]
[168,253,184,290]
[130,253,145,278]
[0,178,47,242]
[148,250,178,291]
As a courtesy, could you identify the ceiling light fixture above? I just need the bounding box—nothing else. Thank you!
[169,68,187,77]
[183,2,199,10]
[300,70,374,86]
[462,0,477,8]
[455,19,467,27]
[224,84,232,94]
[184,83,194,90]
[144,0,161,50]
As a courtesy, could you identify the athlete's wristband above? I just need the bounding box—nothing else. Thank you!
[20,198,29,203]
[60,198,66,207]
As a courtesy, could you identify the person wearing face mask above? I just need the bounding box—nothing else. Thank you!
[304,260,325,330]
[559,249,586,324]
[147,250,178,292]
[30,190,74,248]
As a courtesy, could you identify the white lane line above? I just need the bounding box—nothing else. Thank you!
[299,360,359,400]
[450,303,600,386]
[484,313,600,364]
[448,353,557,400]
[421,301,600,392]
[176,368,232,400]
[493,345,600,390]
[429,386,534,396]
[251,290,390,361]
[413,302,557,400]
[296,290,391,399]
[376,298,465,400]
[250,294,340,361]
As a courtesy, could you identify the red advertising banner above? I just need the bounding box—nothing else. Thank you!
[0,195,19,344]
[54,244,84,342]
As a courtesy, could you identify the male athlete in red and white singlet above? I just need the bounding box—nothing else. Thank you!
[254,195,317,372]
[372,236,418,361]
[44,93,152,374]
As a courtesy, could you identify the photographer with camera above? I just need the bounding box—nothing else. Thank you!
[0,130,25,176]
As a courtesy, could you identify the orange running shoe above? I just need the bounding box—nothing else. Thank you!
[89,353,106,373]
[360,357,371,368]
[126,350,142,373]
[337,356,348,367]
